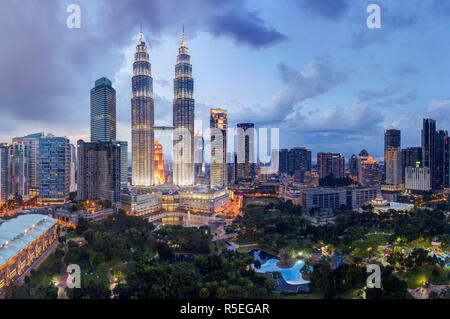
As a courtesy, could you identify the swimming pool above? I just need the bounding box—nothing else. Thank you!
[253,258,310,285]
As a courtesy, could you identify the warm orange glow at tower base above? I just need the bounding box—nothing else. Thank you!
[154,141,165,184]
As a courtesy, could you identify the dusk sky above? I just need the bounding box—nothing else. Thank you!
[1,0,450,161]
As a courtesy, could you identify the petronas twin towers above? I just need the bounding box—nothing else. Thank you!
[131,28,195,187]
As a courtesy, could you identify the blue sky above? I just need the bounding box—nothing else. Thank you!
[0,0,450,161]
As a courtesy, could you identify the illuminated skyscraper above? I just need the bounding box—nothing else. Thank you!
[154,141,165,184]
[384,129,401,185]
[38,136,70,204]
[349,154,358,179]
[210,109,227,189]
[317,152,345,179]
[90,77,116,142]
[77,140,121,203]
[173,28,195,186]
[13,132,44,195]
[237,123,256,183]
[5,142,28,198]
[131,30,154,186]
[358,151,381,187]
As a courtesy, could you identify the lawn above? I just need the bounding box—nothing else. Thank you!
[29,251,62,287]
[403,265,449,289]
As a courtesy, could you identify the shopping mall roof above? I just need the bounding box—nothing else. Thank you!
[0,214,57,266]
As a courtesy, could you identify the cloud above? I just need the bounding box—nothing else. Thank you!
[381,92,417,107]
[207,11,286,48]
[294,0,349,20]
[426,99,450,128]
[288,101,384,135]
[249,56,349,124]
[348,1,423,50]
[355,84,417,108]
[0,0,285,141]
[356,83,404,102]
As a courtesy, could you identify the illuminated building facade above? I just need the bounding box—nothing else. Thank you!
[0,145,7,203]
[120,186,230,216]
[173,29,195,186]
[299,187,347,213]
[421,119,435,186]
[120,189,160,217]
[288,147,312,177]
[385,148,402,186]
[132,31,154,187]
[69,144,77,193]
[179,188,230,214]
[384,129,402,186]
[77,140,121,203]
[358,151,381,187]
[38,136,70,204]
[210,109,228,189]
[346,186,379,209]
[54,205,116,225]
[0,215,58,293]
[154,141,165,184]
[317,152,345,179]
[13,133,43,195]
[405,166,431,191]
[237,123,256,183]
[3,142,29,199]
[90,77,116,142]
[349,155,358,179]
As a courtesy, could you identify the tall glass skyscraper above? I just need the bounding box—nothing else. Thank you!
[38,136,70,204]
[91,77,116,142]
[12,132,44,195]
[173,29,195,186]
[131,31,154,186]
[237,123,256,183]
[210,109,228,189]
[384,129,401,186]
[77,140,121,203]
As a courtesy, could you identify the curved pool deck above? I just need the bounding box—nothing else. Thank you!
[253,258,309,285]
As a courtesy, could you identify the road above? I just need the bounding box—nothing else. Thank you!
[57,246,69,299]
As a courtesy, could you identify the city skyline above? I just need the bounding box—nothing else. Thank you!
[2,1,450,160]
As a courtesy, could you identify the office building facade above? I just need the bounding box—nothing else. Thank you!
[131,31,154,186]
[77,140,121,203]
[173,30,195,186]
[236,123,256,182]
[210,109,228,189]
[38,136,70,204]
[317,152,345,179]
[90,77,116,142]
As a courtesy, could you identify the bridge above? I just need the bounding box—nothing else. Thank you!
[212,232,238,242]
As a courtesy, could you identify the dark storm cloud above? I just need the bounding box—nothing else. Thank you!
[355,84,417,108]
[234,56,350,125]
[294,0,349,20]
[0,0,284,128]
[356,83,404,102]
[207,11,286,48]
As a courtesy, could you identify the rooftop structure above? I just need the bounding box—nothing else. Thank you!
[0,214,57,267]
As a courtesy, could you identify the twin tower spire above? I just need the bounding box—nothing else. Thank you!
[131,26,195,187]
